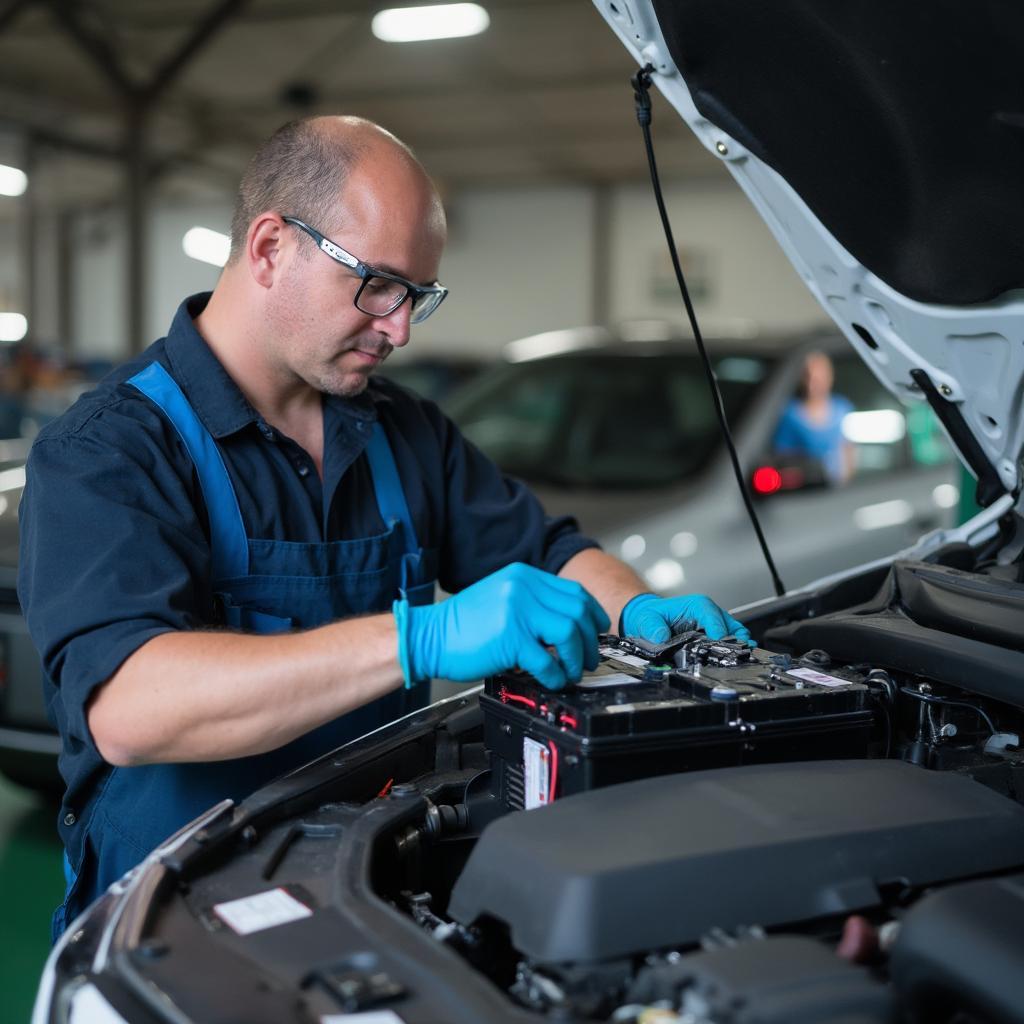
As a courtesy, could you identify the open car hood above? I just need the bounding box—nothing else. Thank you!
[594,0,1024,516]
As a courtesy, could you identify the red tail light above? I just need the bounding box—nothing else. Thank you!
[752,466,783,494]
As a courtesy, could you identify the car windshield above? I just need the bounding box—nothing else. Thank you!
[447,350,773,489]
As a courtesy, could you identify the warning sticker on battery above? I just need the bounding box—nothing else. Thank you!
[577,672,644,689]
[786,667,850,688]
[606,698,695,713]
[598,647,648,668]
[523,736,550,810]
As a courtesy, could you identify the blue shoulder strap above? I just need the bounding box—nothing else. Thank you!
[128,365,417,576]
[365,421,419,556]
[126,363,249,581]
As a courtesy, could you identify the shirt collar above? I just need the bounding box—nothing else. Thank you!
[164,292,387,439]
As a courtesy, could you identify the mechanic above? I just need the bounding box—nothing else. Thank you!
[772,350,855,485]
[19,116,750,939]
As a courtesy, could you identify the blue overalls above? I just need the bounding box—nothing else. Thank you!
[53,362,433,938]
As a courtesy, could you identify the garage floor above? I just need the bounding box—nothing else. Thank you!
[0,775,63,1024]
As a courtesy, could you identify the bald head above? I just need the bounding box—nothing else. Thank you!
[227,115,443,264]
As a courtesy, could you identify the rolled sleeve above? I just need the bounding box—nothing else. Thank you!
[18,404,213,754]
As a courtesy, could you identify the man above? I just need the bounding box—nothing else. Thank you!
[19,116,749,938]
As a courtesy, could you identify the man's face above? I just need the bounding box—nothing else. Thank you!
[267,153,447,398]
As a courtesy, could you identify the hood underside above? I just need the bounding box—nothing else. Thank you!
[593,0,1024,515]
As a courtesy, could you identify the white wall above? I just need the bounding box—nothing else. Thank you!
[148,204,228,339]
[65,204,226,356]
[72,210,126,357]
[608,179,826,335]
[409,186,596,355]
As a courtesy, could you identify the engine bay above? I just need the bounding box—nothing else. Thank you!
[71,550,1024,1024]
[369,555,1024,1024]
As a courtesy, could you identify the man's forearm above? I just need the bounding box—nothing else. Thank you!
[558,547,647,633]
[89,551,647,767]
[87,613,405,767]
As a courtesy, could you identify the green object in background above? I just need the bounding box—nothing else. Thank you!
[907,402,981,527]
[0,776,64,1024]
[957,463,982,525]
[906,404,954,467]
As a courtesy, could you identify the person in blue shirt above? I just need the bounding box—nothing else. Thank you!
[19,116,750,938]
[772,350,855,485]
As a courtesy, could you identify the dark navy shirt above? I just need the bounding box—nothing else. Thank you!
[19,293,597,861]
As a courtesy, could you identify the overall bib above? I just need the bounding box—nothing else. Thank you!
[54,362,434,938]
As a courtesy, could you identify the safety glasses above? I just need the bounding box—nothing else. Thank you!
[282,215,448,324]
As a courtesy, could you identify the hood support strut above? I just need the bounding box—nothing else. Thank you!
[909,369,1008,508]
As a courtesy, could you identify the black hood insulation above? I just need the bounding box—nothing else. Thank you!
[650,0,1024,306]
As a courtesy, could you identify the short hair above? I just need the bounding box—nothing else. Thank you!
[227,118,362,264]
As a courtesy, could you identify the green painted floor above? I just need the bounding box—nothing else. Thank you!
[0,775,63,1024]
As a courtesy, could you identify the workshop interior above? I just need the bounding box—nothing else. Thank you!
[1,2,1022,1023]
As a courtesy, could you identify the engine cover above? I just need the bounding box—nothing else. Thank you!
[448,759,1024,963]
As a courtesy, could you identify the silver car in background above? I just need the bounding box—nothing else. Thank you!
[446,326,958,610]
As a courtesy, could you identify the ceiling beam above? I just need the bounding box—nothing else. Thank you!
[45,0,134,96]
[144,0,250,102]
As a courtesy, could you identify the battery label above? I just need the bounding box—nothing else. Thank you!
[577,671,644,689]
[606,698,695,713]
[787,667,850,688]
[598,647,648,668]
[523,736,550,810]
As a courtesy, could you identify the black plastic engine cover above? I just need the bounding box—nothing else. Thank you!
[891,873,1024,1024]
[764,561,1024,705]
[448,760,1024,963]
[648,0,1024,306]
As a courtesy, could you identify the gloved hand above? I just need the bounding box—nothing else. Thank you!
[394,562,611,691]
[621,592,754,647]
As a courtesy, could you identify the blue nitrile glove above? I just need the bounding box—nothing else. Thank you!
[621,592,754,647]
[393,563,611,691]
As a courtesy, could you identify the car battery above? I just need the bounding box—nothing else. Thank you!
[482,632,873,811]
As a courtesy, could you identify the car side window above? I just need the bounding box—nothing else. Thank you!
[450,351,771,488]
[456,362,575,473]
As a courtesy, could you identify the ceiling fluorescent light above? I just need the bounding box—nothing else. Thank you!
[0,313,27,342]
[0,164,28,197]
[372,3,489,43]
[183,227,230,268]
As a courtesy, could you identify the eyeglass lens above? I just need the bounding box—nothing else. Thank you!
[357,276,408,316]
[356,275,443,324]
[410,290,443,323]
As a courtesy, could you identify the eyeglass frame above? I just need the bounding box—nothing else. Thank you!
[281,215,447,324]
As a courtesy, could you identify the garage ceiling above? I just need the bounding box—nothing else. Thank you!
[0,0,720,211]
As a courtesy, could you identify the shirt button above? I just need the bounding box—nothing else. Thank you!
[64,812,76,826]
[297,464,310,478]
[356,421,366,432]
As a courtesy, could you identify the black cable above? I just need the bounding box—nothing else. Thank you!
[866,668,897,705]
[898,687,998,736]
[631,65,786,597]
[870,695,893,758]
